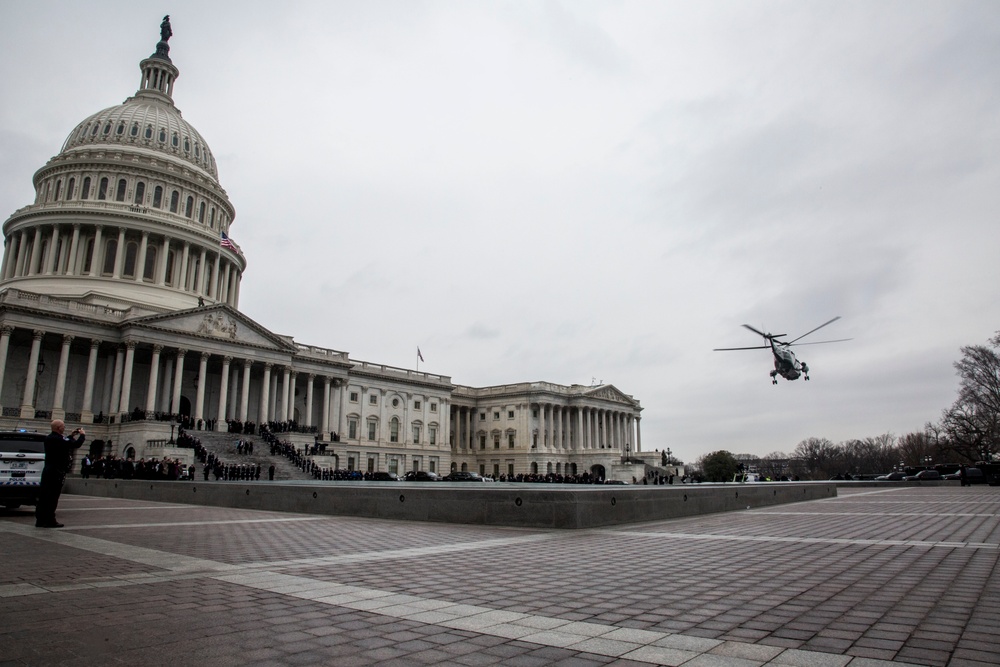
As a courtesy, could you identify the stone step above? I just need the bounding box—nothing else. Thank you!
[183,430,317,481]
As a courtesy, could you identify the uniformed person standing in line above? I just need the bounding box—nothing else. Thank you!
[35,420,86,528]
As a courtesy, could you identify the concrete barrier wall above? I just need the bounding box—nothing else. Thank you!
[65,480,837,529]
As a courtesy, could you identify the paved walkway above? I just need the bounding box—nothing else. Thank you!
[0,486,997,666]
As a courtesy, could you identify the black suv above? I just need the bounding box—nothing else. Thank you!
[403,471,440,482]
[443,471,484,482]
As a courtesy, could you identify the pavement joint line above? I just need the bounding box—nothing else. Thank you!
[612,530,999,550]
[748,511,996,517]
[212,571,924,667]
[42,516,329,530]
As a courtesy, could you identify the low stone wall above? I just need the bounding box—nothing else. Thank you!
[65,479,837,529]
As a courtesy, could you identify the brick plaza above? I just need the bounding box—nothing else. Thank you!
[1,485,997,666]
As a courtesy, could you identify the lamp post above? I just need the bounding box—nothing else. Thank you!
[168,421,176,445]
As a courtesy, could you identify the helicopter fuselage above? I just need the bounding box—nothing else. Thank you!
[770,342,806,381]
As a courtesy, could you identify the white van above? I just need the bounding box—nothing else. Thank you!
[0,430,47,509]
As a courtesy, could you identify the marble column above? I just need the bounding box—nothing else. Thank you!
[19,330,44,419]
[89,226,103,277]
[171,349,186,415]
[215,356,231,431]
[145,344,162,415]
[279,367,290,422]
[239,360,252,422]
[51,334,74,419]
[135,231,149,282]
[0,326,13,402]
[259,362,272,424]
[321,377,331,435]
[195,352,208,423]
[305,374,314,428]
[67,224,81,275]
[81,339,100,420]
[108,345,124,417]
[117,339,137,414]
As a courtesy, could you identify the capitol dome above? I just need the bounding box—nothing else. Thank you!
[1,17,244,314]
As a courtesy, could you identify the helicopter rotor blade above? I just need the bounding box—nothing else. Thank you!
[741,324,785,339]
[786,316,841,345]
[713,345,772,352]
[786,338,853,347]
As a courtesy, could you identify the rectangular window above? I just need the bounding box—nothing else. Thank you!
[390,420,399,443]
[508,463,514,476]
[412,425,420,443]
[388,458,398,474]
[347,456,355,471]
[430,403,437,413]
[480,412,486,421]
[429,426,437,445]
[493,463,500,477]
[367,457,375,473]
[429,459,436,473]
[508,433,515,448]
[479,435,486,450]
[414,400,421,410]
[479,464,486,476]
[369,394,378,405]
[507,410,514,419]
[494,434,500,449]
[368,421,377,440]
[348,419,358,439]
[349,392,359,402]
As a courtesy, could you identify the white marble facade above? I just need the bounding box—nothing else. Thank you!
[0,21,641,478]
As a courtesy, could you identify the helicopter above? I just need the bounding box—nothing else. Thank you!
[714,316,850,384]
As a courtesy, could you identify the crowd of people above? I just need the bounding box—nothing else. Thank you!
[81,453,193,480]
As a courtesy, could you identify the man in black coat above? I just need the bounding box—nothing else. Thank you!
[35,420,86,528]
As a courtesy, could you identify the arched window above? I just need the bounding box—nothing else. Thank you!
[133,182,145,205]
[103,122,112,135]
[153,185,163,208]
[97,177,108,200]
[144,125,153,140]
[67,178,76,200]
[171,133,179,148]
[209,208,215,228]
[91,124,99,137]
[198,202,205,223]
[130,123,139,137]
[123,241,138,278]
[82,177,91,200]
[116,122,125,136]
[185,196,194,218]
[390,417,400,443]
[102,239,117,275]
[143,246,157,281]
[54,179,62,201]
[169,190,179,213]
[183,138,190,153]
[115,179,127,202]
[158,128,166,143]
[82,238,94,273]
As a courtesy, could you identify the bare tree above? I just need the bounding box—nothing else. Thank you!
[938,332,1000,462]
[793,437,839,479]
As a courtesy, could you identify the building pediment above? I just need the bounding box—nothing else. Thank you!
[583,384,639,407]
[124,305,297,352]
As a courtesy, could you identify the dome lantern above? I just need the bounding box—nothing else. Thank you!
[136,16,178,104]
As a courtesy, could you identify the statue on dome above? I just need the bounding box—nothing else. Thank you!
[160,16,172,43]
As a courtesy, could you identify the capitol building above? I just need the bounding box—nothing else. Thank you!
[0,19,643,480]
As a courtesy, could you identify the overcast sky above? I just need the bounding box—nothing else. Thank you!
[2,1,997,463]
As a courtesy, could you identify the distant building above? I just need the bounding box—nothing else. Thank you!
[0,19,642,477]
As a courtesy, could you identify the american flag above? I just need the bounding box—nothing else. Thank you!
[417,347,424,362]
[220,231,240,254]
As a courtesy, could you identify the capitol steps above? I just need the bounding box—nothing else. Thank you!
[185,429,316,482]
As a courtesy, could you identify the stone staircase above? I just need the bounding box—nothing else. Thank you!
[186,430,316,481]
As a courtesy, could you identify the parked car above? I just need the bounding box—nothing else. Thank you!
[443,471,484,482]
[942,467,985,484]
[903,469,942,481]
[371,472,400,481]
[403,470,440,482]
[875,471,906,481]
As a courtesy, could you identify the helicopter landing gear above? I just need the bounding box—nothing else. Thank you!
[770,370,778,385]
[802,363,810,381]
